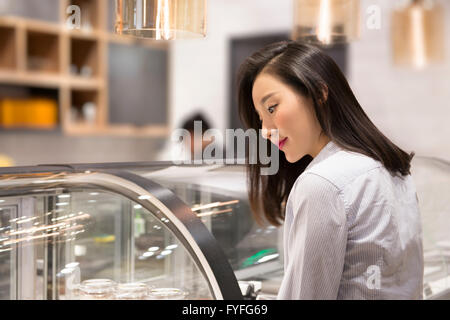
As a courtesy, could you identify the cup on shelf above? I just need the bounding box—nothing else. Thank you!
[80,65,93,78]
[82,102,96,124]
[147,288,189,300]
[78,279,117,300]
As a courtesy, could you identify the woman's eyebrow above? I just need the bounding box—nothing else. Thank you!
[260,92,277,105]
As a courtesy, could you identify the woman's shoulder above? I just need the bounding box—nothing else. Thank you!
[302,149,383,191]
[287,169,344,219]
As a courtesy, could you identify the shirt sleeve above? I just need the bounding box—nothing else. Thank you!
[277,173,348,300]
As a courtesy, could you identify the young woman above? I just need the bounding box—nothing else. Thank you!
[237,41,424,299]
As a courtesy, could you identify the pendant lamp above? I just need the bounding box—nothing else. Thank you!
[391,0,445,69]
[115,0,207,40]
[292,0,360,46]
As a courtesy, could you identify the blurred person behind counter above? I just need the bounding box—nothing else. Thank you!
[155,112,222,163]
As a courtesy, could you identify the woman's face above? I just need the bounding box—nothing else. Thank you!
[252,72,328,163]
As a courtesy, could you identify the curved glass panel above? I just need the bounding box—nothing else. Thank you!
[411,156,450,299]
[0,171,224,300]
[133,164,284,297]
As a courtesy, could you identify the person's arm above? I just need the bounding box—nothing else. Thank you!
[277,173,348,300]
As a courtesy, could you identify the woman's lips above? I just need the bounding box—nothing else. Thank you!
[278,137,288,149]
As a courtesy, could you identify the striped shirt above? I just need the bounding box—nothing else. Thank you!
[277,141,424,299]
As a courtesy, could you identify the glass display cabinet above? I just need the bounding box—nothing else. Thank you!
[0,165,243,300]
[60,161,286,299]
[0,155,449,300]
[411,156,450,300]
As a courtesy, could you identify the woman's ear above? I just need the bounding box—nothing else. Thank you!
[319,83,329,104]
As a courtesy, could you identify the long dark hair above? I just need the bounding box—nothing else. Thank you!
[237,40,414,226]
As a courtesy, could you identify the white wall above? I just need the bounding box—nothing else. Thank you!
[169,0,293,132]
[170,0,450,161]
[349,0,450,161]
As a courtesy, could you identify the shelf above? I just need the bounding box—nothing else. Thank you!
[0,16,60,34]
[26,30,60,73]
[69,76,103,90]
[0,2,170,137]
[0,26,17,70]
[66,28,102,40]
[0,15,168,50]
[0,71,105,89]
[0,71,61,88]
[70,37,99,78]
[0,86,59,130]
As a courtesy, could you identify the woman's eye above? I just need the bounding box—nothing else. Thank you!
[267,104,278,114]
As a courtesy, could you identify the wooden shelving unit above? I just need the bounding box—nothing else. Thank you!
[0,0,170,137]
[27,29,61,73]
[0,25,16,70]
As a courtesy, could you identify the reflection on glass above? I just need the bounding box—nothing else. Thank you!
[0,181,215,300]
[148,167,283,291]
[147,287,188,300]
[411,157,450,299]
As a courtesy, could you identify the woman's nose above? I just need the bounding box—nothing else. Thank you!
[261,123,277,141]
[261,127,270,140]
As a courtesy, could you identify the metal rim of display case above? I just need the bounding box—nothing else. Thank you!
[38,159,248,173]
[0,165,243,300]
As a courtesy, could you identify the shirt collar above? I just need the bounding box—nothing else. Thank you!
[304,140,342,171]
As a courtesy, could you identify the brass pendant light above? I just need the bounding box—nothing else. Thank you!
[292,0,360,46]
[391,0,445,69]
[115,0,207,40]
